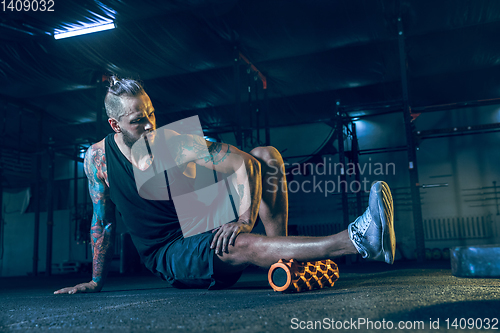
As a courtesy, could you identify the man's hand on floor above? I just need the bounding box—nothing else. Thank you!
[211,221,252,255]
[54,281,101,295]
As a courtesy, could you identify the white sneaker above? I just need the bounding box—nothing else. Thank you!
[348,181,395,264]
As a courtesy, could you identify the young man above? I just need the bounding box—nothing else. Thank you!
[55,77,395,294]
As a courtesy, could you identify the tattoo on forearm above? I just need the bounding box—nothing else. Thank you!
[90,218,114,284]
[84,145,114,284]
[237,184,245,202]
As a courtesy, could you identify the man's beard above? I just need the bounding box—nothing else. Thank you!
[124,128,157,170]
[121,128,140,149]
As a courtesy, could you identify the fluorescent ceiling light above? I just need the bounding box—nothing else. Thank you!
[54,22,115,40]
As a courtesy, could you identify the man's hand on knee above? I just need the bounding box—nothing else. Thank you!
[211,221,252,255]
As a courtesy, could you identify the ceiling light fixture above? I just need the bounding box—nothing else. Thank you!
[54,22,115,40]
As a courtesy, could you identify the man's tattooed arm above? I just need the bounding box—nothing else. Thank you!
[166,133,261,253]
[53,142,115,295]
[85,144,116,288]
[172,135,229,167]
[169,134,261,225]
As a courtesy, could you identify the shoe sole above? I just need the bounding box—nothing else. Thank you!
[377,181,396,264]
[268,259,339,293]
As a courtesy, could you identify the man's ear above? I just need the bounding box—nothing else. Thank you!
[109,118,121,133]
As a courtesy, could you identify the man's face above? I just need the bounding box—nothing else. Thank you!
[116,93,156,148]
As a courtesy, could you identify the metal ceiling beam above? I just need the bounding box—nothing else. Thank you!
[416,122,500,140]
[413,98,500,113]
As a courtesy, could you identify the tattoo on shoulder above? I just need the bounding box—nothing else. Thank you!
[174,136,230,166]
[175,135,206,165]
[84,146,108,204]
[85,146,107,180]
[208,142,222,155]
[206,142,230,165]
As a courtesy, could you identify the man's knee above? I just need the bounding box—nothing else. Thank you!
[250,146,282,167]
[216,233,256,265]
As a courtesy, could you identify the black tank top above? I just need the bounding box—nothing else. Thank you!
[105,133,184,273]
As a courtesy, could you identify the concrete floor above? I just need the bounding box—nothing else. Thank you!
[1,261,499,332]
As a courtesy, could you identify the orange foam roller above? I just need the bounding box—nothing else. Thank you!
[268,259,339,293]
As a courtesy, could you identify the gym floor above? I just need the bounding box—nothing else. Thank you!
[1,260,499,332]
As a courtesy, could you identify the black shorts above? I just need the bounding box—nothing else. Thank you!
[155,231,244,290]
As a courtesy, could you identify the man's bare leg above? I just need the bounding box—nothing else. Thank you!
[249,146,288,237]
[213,230,357,273]
[214,181,395,274]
